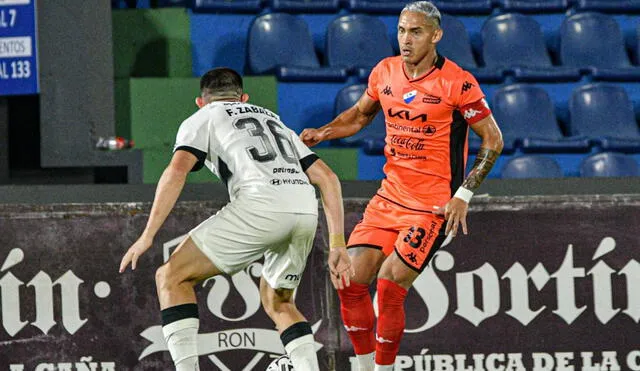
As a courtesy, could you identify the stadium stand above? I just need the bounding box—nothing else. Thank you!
[501,155,564,178]
[325,15,395,81]
[580,152,640,177]
[247,13,348,81]
[481,14,580,82]
[568,84,640,152]
[333,84,386,147]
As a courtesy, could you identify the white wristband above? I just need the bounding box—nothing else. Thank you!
[453,187,473,203]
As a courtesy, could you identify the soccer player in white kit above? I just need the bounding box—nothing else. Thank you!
[119,67,354,371]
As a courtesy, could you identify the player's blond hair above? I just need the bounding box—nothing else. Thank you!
[402,1,442,28]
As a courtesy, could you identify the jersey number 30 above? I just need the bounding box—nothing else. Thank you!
[234,117,297,164]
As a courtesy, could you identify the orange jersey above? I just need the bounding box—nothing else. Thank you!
[366,54,491,211]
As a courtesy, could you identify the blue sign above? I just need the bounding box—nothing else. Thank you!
[0,0,38,96]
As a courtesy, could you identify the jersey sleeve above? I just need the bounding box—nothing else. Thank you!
[289,128,319,171]
[365,62,383,102]
[174,110,209,171]
[455,70,492,125]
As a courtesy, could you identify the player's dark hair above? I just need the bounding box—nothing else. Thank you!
[200,67,243,98]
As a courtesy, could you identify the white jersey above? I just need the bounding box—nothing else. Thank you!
[174,101,318,215]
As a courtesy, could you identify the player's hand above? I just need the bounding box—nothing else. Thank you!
[119,235,153,273]
[300,127,329,147]
[435,197,469,237]
[327,246,355,290]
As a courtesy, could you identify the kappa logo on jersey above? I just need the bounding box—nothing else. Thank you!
[382,85,393,96]
[422,93,441,104]
[461,81,475,94]
[403,89,418,104]
[463,108,482,120]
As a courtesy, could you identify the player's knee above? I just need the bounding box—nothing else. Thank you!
[261,287,295,317]
[155,263,188,292]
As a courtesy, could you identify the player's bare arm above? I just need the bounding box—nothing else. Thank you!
[119,150,198,272]
[304,159,354,290]
[439,115,503,237]
[300,94,381,147]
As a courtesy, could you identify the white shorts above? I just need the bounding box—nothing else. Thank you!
[188,199,318,290]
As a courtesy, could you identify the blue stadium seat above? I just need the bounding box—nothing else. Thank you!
[560,13,640,81]
[325,15,394,81]
[345,0,405,13]
[434,0,494,14]
[569,84,640,152]
[247,14,347,82]
[439,14,502,83]
[267,0,340,12]
[492,84,590,152]
[157,0,187,6]
[496,0,569,13]
[574,0,640,12]
[192,0,262,12]
[481,14,580,82]
[333,84,386,147]
[580,152,640,177]
[346,0,492,14]
[501,155,564,178]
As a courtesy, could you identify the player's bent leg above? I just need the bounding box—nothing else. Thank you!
[338,246,386,370]
[156,236,223,371]
[260,277,320,371]
[374,252,420,369]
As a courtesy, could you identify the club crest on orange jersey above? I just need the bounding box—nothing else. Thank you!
[403,89,417,104]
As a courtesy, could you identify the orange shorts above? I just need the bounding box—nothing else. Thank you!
[348,194,447,272]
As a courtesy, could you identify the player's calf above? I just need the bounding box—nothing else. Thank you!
[260,281,320,371]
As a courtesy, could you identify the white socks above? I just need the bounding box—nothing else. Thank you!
[374,364,394,371]
[161,304,200,371]
[162,318,200,371]
[356,352,375,371]
[280,322,320,371]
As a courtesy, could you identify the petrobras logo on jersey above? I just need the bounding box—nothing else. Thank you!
[403,89,418,104]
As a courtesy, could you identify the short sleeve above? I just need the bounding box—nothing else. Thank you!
[455,70,485,108]
[365,62,383,102]
[174,110,209,171]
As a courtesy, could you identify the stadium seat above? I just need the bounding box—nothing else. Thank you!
[192,0,262,12]
[501,155,564,178]
[492,84,590,152]
[569,84,640,152]
[156,0,187,6]
[481,14,580,82]
[439,14,502,83]
[496,0,569,13]
[345,0,405,13]
[574,0,640,12]
[560,13,640,81]
[333,84,386,147]
[325,15,394,81]
[346,0,492,14]
[580,152,640,177]
[434,0,494,14]
[267,0,340,12]
[247,14,347,82]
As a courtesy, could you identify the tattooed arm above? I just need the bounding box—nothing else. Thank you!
[438,115,503,237]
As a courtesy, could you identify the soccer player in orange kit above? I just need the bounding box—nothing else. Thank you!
[300,2,504,370]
